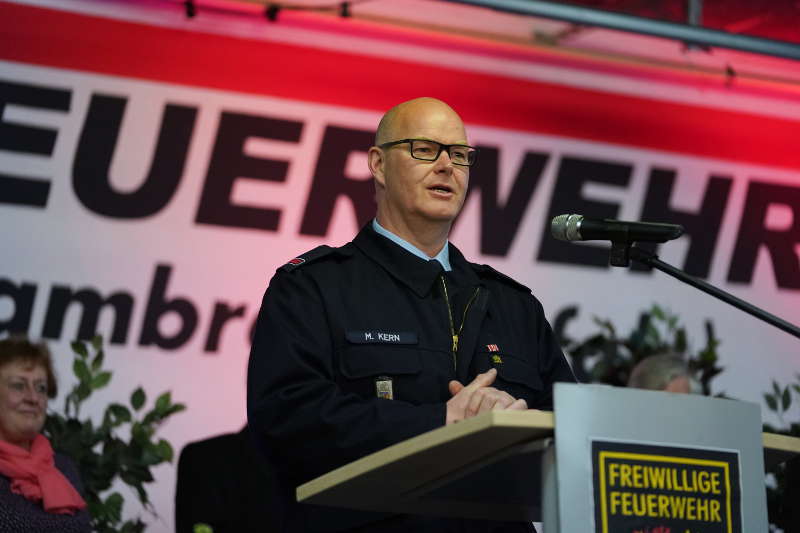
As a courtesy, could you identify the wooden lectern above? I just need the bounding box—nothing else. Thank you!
[298,386,800,531]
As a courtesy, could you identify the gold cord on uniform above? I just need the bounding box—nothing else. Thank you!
[440,274,480,370]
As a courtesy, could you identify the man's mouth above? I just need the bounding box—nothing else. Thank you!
[429,184,453,194]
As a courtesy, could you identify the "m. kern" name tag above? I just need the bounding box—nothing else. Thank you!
[346,331,418,344]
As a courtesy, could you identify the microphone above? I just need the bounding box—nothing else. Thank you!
[551,214,684,243]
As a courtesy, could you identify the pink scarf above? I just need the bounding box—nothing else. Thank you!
[0,434,87,514]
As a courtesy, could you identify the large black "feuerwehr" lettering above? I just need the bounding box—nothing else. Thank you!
[460,147,549,256]
[537,156,633,268]
[0,79,71,208]
[634,169,732,278]
[300,125,374,236]
[728,181,800,289]
[73,94,197,218]
[196,111,303,231]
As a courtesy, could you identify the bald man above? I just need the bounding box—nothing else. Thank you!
[248,98,575,532]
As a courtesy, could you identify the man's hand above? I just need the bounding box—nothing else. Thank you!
[445,368,527,425]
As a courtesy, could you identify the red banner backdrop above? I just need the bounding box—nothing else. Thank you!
[1,1,799,530]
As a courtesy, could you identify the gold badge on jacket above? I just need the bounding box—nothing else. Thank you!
[375,376,393,400]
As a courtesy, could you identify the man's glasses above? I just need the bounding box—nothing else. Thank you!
[379,139,478,167]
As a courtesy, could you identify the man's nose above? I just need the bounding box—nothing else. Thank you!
[433,149,454,170]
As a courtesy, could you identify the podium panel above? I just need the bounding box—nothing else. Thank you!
[554,383,767,533]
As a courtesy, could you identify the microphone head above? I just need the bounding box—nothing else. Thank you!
[551,214,583,241]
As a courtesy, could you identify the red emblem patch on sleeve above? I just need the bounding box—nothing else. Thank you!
[287,258,305,266]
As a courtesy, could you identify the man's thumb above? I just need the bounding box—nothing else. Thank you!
[474,367,497,387]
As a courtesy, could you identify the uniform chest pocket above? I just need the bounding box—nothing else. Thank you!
[337,345,423,402]
[489,353,544,407]
[339,345,422,379]
[496,356,543,390]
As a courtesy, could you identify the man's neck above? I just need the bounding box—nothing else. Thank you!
[375,213,450,258]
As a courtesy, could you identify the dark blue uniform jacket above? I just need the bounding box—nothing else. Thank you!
[247,223,576,532]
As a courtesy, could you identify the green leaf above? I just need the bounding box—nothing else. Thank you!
[155,392,172,415]
[142,410,160,426]
[157,439,174,462]
[131,387,146,411]
[764,393,778,412]
[91,372,112,390]
[772,380,781,397]
[120,522,134,533]
[165,403,187,417]
[793,384,800,395]
[194,524,214,533]
[105,492,123,522]
[71,340,88,357]
[91,334,103,352]
[133,484,149,507]
[782,386,792,411]
[650,305,665,320]
[141,445,162,466]
[73,359,91,382]
[108,403,132,424]
[91,350,105,372]
[86,500,105,522]
[76,382,92,401]
[131,422,153,445]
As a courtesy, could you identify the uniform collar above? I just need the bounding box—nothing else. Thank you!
[353,223,478,297]
[371,219,452,271]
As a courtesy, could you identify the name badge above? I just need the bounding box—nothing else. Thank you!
[346,331,418,344]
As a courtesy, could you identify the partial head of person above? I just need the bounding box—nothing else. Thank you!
[367,97,476,250]
[627,353,696,394]
[0,335,57,451]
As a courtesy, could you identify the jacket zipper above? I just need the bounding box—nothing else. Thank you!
[440,275,481,371]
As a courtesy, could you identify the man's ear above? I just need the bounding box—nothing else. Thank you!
[368,146,386,189]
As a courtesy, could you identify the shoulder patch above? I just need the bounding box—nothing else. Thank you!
[278,245,345,273]
[471,263,531,293]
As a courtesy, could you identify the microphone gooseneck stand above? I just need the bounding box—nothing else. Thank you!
[608,241,800,340]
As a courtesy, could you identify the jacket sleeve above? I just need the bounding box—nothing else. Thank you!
[531,295,577,410]
[247,268,446,482]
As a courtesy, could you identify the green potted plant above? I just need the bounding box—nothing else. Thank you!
[762,375,800,531]
[555,303,724,394]
[44,336,186,533]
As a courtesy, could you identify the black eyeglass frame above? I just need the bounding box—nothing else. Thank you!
[378,138,478,167]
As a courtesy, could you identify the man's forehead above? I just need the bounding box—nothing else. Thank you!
[378,98,468,144]
[392,107,467,142]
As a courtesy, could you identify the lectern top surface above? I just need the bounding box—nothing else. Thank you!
[297,409,554,504]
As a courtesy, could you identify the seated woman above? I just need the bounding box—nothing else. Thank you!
[0,336,90,532]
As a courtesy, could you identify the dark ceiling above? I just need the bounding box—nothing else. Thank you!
[563,0,800,44]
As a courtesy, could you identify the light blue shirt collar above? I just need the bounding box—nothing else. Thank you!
[372,219,452,272]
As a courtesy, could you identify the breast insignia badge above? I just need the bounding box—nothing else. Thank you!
[375,376,393,400]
